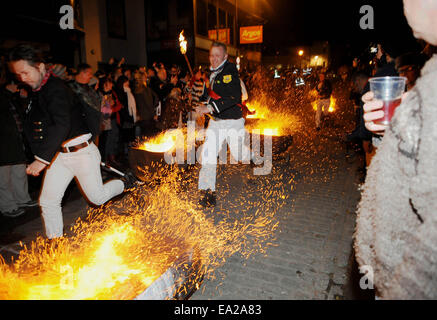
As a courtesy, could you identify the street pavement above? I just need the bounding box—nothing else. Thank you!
[190,109,371,300]
[0,86,373,300]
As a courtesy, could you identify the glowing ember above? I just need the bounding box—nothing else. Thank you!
[179,31,187,55]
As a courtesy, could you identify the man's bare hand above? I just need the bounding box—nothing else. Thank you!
[195,105,212,115]
[362,91,387,135]
[26,160,47,177]
[362,91,409,136]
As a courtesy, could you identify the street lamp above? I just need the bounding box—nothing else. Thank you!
[298,50,304,68]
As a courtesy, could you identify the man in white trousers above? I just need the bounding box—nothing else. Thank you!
[195,42,253,207]
[8,44,137,239]
[315,72,332,130]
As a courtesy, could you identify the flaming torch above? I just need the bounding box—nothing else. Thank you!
[179,30,193,76]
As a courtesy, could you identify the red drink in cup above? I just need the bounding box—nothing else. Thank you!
[377,98,402,125]
[369,77,406,125]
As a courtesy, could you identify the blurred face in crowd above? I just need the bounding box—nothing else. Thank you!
[209,46,228,70]
[147,68,155,78]
[170,67,179,77]
[135,72,147,86]
[376,44,384,60]
[124,69,132,80]
[339,69,348,81]
[6,82,18,93]
[157,67,167,82]
[398,65,420,88]
[122,79,130,91]
[76,67,93,84]
[404,0,437,45]
[104,79,113,92]
[9,60,45,90]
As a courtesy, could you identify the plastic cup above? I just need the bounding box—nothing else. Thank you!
[369,76,406,125]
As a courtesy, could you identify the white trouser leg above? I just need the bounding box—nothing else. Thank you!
[226,118,251,164]
[39,155,75,239]
[198,119,226,192]
[198,118,251,191]
[316,98,330,127]
[322,98,330,116]
[40,143,124,239]
[66,143,124,206]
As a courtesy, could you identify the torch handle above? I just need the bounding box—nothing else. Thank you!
[100,162,126,177]
[183,54,194,77]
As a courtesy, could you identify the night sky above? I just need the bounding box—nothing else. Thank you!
[262,0,419,58]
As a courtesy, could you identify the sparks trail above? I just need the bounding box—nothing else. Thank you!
[0,69,355,300]
[0,163,285,299]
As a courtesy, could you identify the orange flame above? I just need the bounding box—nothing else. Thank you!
[245,97,301,137]
[136,131,178,153]
[179,31,187,55]
[261,128,281,136]
[312,95,336,113]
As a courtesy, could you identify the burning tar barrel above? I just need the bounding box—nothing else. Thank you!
[135,246,204,300]
[250,130,293,159]
[128,147,168,181]
[128,130,190,181]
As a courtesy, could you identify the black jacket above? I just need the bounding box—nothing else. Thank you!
[316,79,332,99]
[23,76,90,164]
[0,88,28,166]
[134,86,159,122]
[205,61,242,120]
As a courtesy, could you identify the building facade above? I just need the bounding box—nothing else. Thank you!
[1,0,266,75]
[146,0,266,73]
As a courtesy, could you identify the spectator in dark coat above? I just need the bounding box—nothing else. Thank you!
[133,70,159,137]
[115,75,137,156]
[159,88,185,130]
[0,80,37,217]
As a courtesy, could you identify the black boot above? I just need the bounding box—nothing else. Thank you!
[121,171,138,191]
[198,189,216,207]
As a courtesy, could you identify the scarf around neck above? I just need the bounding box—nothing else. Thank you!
[33,67,55,92]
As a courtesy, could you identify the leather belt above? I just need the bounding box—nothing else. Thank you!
[60,138,92,153]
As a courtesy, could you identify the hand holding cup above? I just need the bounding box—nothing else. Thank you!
[363,76,407,135]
